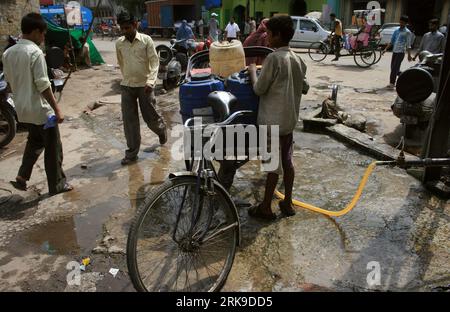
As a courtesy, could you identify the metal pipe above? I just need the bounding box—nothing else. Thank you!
[403,158,450,168]
[376,157,450,168]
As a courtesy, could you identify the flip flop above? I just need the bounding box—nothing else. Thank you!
[10,180,27,191]
[248,204,277,221]
[279,200,296,217]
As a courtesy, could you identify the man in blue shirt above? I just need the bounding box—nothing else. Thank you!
[176,20,195,51]
[383,15,413,88]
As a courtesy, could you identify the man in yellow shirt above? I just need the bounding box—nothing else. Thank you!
[116,12,167,165]
[330,13,343,61]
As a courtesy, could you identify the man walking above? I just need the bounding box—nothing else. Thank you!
[383,15,413,88]
[198,18,204,39]
[209,13,219,42]
[116,12,167,166]
[225,17,241,42]
[330,13,343,61]
[249,17,257,34]
[2,13,72,195]
[413,19,445,60]
[243,17,251,41]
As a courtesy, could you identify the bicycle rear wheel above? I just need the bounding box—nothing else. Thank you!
[373,49,383,65]
[308,42,330,62]
[354,49,377,68]
[127,176,239,292]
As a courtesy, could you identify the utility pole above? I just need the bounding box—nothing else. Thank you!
[82,0,103,45]
[63,4,77,71]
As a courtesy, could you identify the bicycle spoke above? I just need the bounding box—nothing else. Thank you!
[201,222,238,244]
[130,179,237,292]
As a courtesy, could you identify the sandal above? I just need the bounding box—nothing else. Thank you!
[248,204,277,221]
[50,183,74,196]
[10,179,27,191]
[279,200,296,217]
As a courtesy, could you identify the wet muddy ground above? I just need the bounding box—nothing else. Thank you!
[0,39,448,292]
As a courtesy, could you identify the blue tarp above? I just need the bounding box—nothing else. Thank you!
[204,0,222,10]
[40,5,93,31]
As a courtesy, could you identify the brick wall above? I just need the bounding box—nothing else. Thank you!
[0,0,40,54]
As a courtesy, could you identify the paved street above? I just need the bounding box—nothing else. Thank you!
[0,37,448,291]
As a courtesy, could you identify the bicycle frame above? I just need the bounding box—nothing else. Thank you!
[171,127,220,245]
[171,111,252,246]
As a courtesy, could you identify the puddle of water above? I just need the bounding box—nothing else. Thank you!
[24,218,80,255]
[73,197,130,252]
[13,196,130,256]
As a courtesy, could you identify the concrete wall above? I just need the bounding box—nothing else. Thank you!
[0,0,40,55]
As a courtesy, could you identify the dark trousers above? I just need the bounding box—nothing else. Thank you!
[18,123,67,194]
[217,133,295,189]
[218,160,248,191]
[334,35,342,58]
[390,52,405,85]
[121,86,166,159]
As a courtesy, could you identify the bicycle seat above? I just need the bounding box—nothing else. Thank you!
[207,91,238,122]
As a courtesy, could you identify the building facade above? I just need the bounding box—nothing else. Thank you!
[206,0,450,33]
[339,0,450,34]
[1,0,40,54]
[49,0,126,19]
[209,0,340,28]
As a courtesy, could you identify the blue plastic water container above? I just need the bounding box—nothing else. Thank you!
[179,74,225,124]
[226,71,259,124]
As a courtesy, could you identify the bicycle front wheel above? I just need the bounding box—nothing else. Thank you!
[308,42,329,62]
[127,176,239,292]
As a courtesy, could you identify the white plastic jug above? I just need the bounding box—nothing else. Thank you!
[209,40,246,78]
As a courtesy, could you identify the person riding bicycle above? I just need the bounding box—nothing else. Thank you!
[330,13,343,61]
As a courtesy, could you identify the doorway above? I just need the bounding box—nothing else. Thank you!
[290,0,307,16]
[233,5,246,31]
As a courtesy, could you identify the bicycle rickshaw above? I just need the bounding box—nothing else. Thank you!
[126,47,274,292]
[308,9,384,68]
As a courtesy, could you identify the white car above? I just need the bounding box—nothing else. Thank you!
[379,23,416,47]
[289,16,331,48]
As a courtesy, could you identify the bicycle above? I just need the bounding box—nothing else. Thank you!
[127,93,255,292]
[308,34,380,68]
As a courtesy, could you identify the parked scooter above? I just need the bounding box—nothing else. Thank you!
[0,72,16,148]
[156,38,212,90]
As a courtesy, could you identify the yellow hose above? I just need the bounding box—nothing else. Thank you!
[274,161,378,217]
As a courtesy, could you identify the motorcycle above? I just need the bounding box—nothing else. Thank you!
[156,37,212,90]
[0,72,16,148]
[392,51,443,139]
